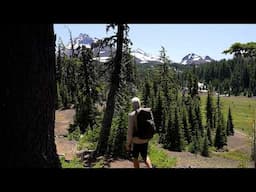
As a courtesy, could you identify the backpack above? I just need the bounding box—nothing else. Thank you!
[133,108,156,139]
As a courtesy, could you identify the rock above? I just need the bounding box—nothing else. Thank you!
[84,154,90,160]
[97,156,104,160]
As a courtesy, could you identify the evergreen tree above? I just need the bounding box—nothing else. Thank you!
[110,109,127,158]
[206,121,213,146]
[159,107,167,144]
[163,109,173,150]
[159,46,173,104]
[195,97,204,137]
[3,24,60,167]
[214,94,227,149]
[153,91,163,133]
[172,107,184,151]
[192,68,199,97]
[182,105,191,144]
[201,132,210,157]
[190,135,200,154]
[142,77,151,107]
[206,85,214,130]
[75,96,96,134]
[96,24,131,155]
[226,106,234,136]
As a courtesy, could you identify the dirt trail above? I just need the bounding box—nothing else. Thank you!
[55,109,77,160]
[54,109,254,168]
[110,131,254,168]
[109,159,149,168]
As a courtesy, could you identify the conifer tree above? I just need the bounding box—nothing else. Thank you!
[153,91,163,133]
[226,106,234,136]
[206,85,214,130]
[201,132,210,157]
[195,97,204,137]
[110,109,127,158]
[142,77,151,107]
[206,121,213,146]
[172,107,184,151]
[190,135,200,154]
[96,24,131,155]
[214,94,227,149]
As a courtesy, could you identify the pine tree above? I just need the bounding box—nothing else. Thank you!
[214,94,227,149]
[172,107,184,151]
[201,132,210,157]
[226,106,234,136]
[110,109,127,158]
[187,96,199,140]
[142,77,151,107]
[159,46,172,104]
[206,86,214,130]
[195,97,204,137]
[182,105,191,144]
[75,96,96,134]
[153,91,163,133]
[192,75,199,98]
[206,121,213,146]
[190,135,200,154]
[164,109,173,150]
[3,24,60,167]
[96,24,131,155]
[159,107,167,144]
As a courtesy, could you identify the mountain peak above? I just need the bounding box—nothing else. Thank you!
[181,53,215,65]
[64,33,163,64]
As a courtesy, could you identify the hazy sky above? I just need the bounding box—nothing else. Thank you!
[54,24,256,63]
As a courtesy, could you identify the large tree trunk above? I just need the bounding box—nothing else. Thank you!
[96,24,124,155]
[1,24,60,167]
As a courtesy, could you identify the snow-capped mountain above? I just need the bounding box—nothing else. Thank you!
[66,33,98,49]
[64,33,163,64]
[131,48,163,64]
[180,53,215,65]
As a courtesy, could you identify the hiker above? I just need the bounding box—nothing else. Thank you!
[126,97,153,168]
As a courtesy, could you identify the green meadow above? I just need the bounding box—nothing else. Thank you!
[200,95,256,136]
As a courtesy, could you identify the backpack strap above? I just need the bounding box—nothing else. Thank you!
[134,110,138,132]
[132,109,141,137]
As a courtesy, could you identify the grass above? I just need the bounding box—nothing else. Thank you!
[200,94,256,136]
[213,150,251,168]
[148,135,177,168]
[60,156,84,168]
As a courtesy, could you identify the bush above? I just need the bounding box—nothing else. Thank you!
[60,157,84,168]
[77,127,100,150]
[67,124,81,141]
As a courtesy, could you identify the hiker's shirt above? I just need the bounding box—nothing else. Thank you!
[127,108,150,145]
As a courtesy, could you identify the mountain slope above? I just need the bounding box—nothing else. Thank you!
[181,53,215,65]
[64,33,163,64]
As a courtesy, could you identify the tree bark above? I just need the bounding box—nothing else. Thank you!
[1,24,60,167]
[96,24,124,155]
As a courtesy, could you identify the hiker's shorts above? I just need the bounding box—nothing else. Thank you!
[132,143,148,161]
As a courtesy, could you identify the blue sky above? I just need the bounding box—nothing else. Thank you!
[54,24,256,63]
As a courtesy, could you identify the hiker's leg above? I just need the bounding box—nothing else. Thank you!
[132,144,140,168]
[141,143,152,168]
[144,156,152,168]
[133,158,140,168]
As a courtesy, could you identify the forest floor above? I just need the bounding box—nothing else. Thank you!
[55,108,255,168]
